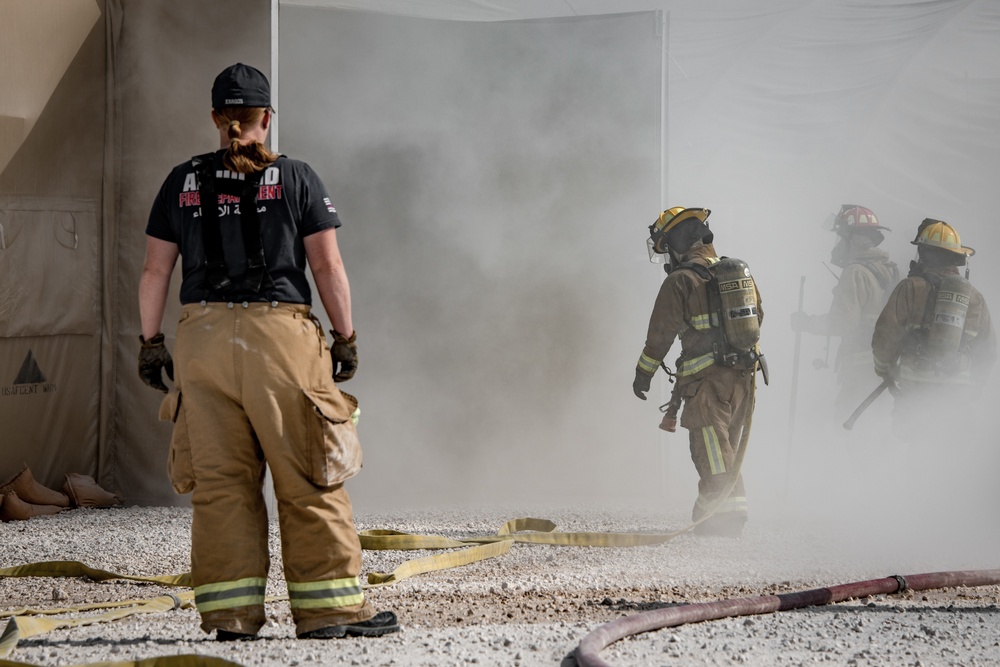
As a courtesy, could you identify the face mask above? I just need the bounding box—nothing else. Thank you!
[830,237,850,268]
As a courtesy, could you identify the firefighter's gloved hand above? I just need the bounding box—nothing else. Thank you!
[330,329,358,382]
[633,369,652,400]
[138,333,174,393]
[874,363,900,396]
[789,311,813,333]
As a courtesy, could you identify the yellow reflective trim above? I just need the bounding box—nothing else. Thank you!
[702,426,726,475]
[289,592,365,610]
[637,353,660,374]
[696,494,746,513]
[197,594,265,613]
[193,577,266,595]
[193,577,267,614]
[287,577,364,610]
[873,356,894,374]
[287,577,360,592]
[678,353,714,376]
[689,314,712,331]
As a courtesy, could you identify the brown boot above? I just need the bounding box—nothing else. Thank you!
[0,464,71,508]
[0,492,65,522]
[63,473,122,508]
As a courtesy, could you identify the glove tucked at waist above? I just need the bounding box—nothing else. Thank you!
[138,333,174,393]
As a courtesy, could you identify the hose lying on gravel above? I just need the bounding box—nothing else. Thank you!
[573,568,1000,667]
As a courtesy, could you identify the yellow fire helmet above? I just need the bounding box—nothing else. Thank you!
[652,207,711,236]
[911,220,975,256]
[648,207,711,261]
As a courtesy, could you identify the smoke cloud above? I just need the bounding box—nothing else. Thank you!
[277,4,1000,567]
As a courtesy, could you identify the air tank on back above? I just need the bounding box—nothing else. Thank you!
[925,273,972,373]
[715,257,760,351]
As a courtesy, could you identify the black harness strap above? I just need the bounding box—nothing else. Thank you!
[192,153,274,295]
[193,154,230,292]
[237,170,273,293]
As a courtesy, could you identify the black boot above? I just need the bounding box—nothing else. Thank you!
[298,611,400,639]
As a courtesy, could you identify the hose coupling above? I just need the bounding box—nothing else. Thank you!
[890,574,908,594]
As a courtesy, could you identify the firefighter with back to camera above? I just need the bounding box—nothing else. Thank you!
[872,219,996,446]
[632,208,766,538]
[137,63,398,641]
[790,205,899,422]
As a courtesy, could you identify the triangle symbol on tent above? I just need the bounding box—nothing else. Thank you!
[14,349,47,384]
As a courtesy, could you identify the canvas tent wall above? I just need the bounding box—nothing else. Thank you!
[2,0,999,510]
[0,0,272,503]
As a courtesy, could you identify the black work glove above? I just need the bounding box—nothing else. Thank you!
[874,363,900,397]
[138,333,174,393]
[633,369,652,400]
[330,329,358,382]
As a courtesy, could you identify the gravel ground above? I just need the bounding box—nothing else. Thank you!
[2,504,999,667]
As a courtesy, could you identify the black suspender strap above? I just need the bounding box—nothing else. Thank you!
[238,169,274,294]
[192,153,274,295]
[193,154,232,292]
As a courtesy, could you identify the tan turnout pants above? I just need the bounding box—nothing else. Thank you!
[161,302,373,636]
[679,363,753,530]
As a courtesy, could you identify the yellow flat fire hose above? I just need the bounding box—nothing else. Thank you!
[0,379,757,666]
[0,562,190,587]
[0,655,243,667]
[0,592,192,660]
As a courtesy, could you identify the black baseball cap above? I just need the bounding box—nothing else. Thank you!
[211,63,271,109]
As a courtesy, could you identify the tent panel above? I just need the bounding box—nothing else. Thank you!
[0,334,101,492]
[0,200,100,337]
[0,198,101,491]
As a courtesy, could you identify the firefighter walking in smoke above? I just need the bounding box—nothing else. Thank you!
[632,208,766,538]
[872,219,996,446]
[791,205,899,422]
[137,64,398,641]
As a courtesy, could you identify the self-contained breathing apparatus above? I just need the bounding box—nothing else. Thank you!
[909,221,976,377]
[192,152,275,297]
[904,271,974,376]
[658,256,768,431]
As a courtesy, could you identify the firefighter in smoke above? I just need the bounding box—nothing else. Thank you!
[791,205,899,422]
[871,220,996,445]
[632,207,765,538]
[137,64,398,640]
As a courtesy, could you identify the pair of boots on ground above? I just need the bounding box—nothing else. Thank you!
[0,464,121,522]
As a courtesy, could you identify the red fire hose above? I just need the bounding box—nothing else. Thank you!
[574,569,1000,667]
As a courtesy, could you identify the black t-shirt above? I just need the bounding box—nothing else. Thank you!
[146,150,341,305]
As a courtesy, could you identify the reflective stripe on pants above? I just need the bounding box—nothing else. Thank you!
[680,364,752,525]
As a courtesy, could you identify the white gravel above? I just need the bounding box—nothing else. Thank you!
[2,503,999,666]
